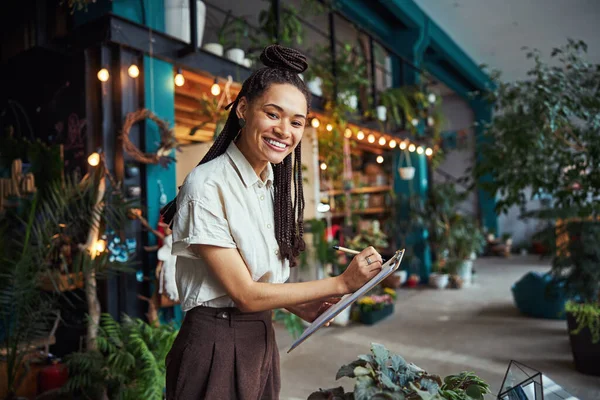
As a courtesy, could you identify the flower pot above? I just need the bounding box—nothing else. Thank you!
[359,303,394,325]
[202,43,223,56]
[456,260,473,287]
[407,274,419,288]
[225,48,245,64]
[306,77,323,96]
[164,0,206,45]
[376,105,387,121]
[398,166,415,180]
[429,273,449,289]
[567,311,600,376]
[333,306,352,327]
[242,58,252,68]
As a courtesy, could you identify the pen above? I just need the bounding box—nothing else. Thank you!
[333,245,386,262]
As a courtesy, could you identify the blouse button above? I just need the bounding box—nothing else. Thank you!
[260,195,265,201]
[267,224,272,229]
[275,249,279,256]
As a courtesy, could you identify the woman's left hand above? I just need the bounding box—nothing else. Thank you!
[289,297,341,324]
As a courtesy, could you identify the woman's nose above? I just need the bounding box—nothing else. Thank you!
[274,121,291,138]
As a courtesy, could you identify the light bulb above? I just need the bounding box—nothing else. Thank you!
[411,118,419,127]
[378,137,386,146]
[427,116,435,127]
[425,148,433,156]
[311,118,320,128]
[344,128,352,138]
[428,93,437,104]
[367,134,375,143]
[376,155,384,164]
[326,124,333,132]
[408,144,416,152]
[94,240,106,254]
[87,152,100,166]
[399,141,407,150]
[211,82,221,96]
[389,140,397,149]
[320,162,327,171]
[357,131,365,140]
[97,68,109,82]
[417,146,424,154]
[174,72,185,87]
[317,203,331,213]
[128,64,139,78]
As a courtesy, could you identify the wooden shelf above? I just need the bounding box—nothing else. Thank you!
[331,207,389,218]
[323,185,392,196]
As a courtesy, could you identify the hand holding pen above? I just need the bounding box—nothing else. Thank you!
[333,245,383,293]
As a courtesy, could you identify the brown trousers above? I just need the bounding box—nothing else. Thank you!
[166,306,280,399]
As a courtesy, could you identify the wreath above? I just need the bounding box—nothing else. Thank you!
[121,109,179,168]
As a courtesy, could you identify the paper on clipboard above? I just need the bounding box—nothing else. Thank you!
[287,249,405,353]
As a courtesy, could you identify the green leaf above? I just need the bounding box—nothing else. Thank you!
[353,366,371,377]
[465,384,483,399]
[379,371,400,391]
[371,343,390,366]
[336,359,367,380]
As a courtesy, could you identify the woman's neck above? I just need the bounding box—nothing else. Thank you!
[235,138,269,179]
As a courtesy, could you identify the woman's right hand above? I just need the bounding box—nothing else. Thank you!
[340,246,383,293]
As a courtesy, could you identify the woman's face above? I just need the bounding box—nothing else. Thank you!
[236,83,307,169]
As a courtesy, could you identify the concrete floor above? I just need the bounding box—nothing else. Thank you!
[275,255,600,400]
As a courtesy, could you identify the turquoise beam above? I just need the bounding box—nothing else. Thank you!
[112,0,165,30]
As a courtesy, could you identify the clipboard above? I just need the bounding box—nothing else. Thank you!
[287,249,405,353]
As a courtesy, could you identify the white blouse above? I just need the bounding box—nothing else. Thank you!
[171,142,290,311]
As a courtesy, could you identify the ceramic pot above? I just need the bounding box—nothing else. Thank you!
[202,43,223,56]
[376,105,387,121]
[398,167,415,180]
[225,48,245,64]
[307,77,323,96]
[164,0,206,45]
[429,273,449,289]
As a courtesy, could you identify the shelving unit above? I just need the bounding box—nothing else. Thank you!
[324,185,392,196]
[331,207,389,219]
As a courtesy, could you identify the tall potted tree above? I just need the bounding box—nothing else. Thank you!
[474,40,600,375]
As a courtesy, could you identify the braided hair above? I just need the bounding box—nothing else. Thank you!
[161,44,311,268]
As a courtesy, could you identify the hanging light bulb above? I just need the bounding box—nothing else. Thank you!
[311,117,320,128]
[378,137,386,146]
[408,143,416,152]
[389,139,397,149]
[411,118,419,127]
[326,124,333,132]
[128,64,140,78]
[417,146,424,154]
[367,134,375,143]
[427,116,435,127]
[97,68,109,82]
[357,131,365,140]
[399,141,407,150]
[425,147,433,156]
[94,239,107,254]
[344,128,352,138]
[174,68,185,87]
[87,152,100,166]
[210,78,221,96]
[320,162,327,171]
[428,93,437,104]
[376,155,384,164]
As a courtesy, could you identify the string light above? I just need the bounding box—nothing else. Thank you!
[357,131,365,140]
[94,239,107,254]
[87,152,100,166]
[399,141,407,150]
[376,155,384,164]
[378,137,386,146]
[389,140,397,149]
[320,162,327,171]
[408,144,416,152]
[427,116,435,127]
[311,117,320,128]
[344,128,352,138]
[411,118,419,127]
[174,68,185,87]
[425,148,433,156]
[127,64,140,78]
[97,68,109,82]
[428,93,437,104]
[210,78,221,96]
[417,146,424,154]
[367,134,375,143]
[326,124,333,132]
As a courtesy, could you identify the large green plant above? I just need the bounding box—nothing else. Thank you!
[308,343,490,400]
[473,40,600,306]
[62,313,178,399]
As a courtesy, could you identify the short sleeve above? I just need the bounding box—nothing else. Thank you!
[171,198,237,258]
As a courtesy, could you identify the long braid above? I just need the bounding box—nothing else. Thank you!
[161,44,310,267]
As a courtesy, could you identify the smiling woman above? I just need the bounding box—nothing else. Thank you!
[160,45,383,399]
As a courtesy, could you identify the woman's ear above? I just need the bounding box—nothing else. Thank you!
[236,96,248,120]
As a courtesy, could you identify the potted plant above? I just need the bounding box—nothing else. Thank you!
[164,0,207,46]
[443,215,485,287]
[429,261,449,289]
[473,40,600,375]
[397,148,415,180]
[308,343,490,400]
[357,288,396,325]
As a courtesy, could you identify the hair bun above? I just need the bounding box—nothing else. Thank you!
[260,44,308,74]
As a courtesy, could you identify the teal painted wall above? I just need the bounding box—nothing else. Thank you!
[112,0,165,31]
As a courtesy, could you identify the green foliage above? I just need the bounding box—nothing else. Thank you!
[309,343,490,400]
[216,11,249,49]
[62,313,178,400]
[273,309,305,340]
[566,301,600,344]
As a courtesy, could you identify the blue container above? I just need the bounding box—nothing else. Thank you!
[511,272,568,320]
[359,304,395,325]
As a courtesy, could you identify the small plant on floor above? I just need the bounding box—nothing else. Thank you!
[273,309,305,340]
[565,301,600,344]
[308,343,490,400]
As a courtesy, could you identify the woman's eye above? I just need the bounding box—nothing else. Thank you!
[292,121,304,127]
[267,112,278,119]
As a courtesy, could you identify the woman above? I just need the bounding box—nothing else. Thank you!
[162,45,383,400]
